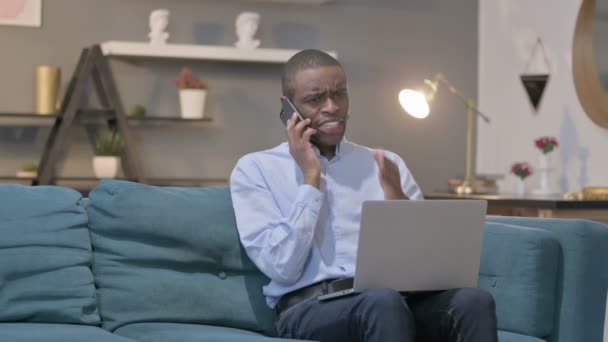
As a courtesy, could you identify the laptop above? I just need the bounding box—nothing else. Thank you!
[318,200,487,301]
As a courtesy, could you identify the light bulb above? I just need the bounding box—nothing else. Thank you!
[398,89,430,119]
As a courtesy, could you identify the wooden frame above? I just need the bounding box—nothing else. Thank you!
[0,0,41,27]
[36,45,146,185]
[573,0,608,128]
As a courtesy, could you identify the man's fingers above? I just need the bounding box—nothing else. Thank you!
[302,127,317,142]
[294,117,310,135]
[373,150,384,170]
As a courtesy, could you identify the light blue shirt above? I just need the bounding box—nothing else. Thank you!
[229,138,423,307]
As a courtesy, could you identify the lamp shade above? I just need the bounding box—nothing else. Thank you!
[399,89,430,119]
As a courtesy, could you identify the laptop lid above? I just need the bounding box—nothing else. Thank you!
[353,200,487,292]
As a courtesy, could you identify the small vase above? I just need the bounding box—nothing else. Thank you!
[179,89,207,119]
[516,178,526,196]
[534,153,555,195]
[36,65,61,115]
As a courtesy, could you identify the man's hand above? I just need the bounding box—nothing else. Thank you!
[287,112,321,189]
[373,150,408,200]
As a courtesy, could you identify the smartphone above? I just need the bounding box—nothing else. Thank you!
[279,97,304,126]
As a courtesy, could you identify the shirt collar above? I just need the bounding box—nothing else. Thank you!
[312,137,348,161]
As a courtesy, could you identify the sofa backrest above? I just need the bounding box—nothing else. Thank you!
[86,180,276,334]
[0,185,100,325]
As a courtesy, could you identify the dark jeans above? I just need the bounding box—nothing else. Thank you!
[275,287,498,342]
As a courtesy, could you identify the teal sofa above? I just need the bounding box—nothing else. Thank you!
[0,180,606,342]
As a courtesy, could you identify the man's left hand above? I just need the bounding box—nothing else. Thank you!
[373,150,408,200]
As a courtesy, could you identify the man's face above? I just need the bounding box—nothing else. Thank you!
[291,66,350,149]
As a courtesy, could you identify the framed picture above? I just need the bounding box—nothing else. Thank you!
[0,0,42,27]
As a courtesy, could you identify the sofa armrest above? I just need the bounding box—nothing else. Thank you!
[479,222,560,338]
[486,216,608,342]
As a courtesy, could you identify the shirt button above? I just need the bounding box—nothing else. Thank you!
[218,272,227,280]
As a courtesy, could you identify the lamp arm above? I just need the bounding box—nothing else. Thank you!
[434,74,491,123]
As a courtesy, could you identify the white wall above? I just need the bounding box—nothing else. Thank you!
[478,0,608,194]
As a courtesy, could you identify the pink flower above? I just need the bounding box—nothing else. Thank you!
[534,136,558,154]
[172,67,208,90]
[511,162,533,180]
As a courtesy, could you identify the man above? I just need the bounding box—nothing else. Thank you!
[230,49,498,342]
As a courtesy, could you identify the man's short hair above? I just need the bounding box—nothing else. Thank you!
[281,49,343,100]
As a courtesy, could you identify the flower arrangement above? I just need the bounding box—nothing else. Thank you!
[511,162,533,180]
[172,67,208,90]
[534,136,558,154]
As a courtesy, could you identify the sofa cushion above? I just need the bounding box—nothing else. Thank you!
[0,185,100,325]
[498,330,546,342]
[87,180,275,333]
[0,323,136,342]
[479,222,559,338]
[115,323,312,342]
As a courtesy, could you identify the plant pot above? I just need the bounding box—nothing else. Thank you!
[93,156,120,179]
[179,89,207,119]
[16,171,37,179]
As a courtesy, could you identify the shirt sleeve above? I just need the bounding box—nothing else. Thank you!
[229,155,323,285]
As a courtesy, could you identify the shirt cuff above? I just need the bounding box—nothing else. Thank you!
[294,184,323,214]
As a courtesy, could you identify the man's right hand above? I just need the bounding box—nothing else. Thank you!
[286,112,321,189]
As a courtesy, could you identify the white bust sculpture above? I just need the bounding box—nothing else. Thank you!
[148,9,170,45]
[235,11,261,49]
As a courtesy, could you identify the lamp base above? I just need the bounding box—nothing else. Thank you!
[455,184,475,195]
[454,180,485,195]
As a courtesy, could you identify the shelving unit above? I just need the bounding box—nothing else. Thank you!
[101,41,337,62]
[0,112,213,127]
[3,41,337,191]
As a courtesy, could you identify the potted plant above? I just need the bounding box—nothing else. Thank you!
[93,130,123,179]
[17,161,38,178]
[172,67,208,119]
[129,104,147,118]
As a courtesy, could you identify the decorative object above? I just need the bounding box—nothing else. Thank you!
[573,0,608,128]
[93,130,123,179]
[0,0,41,27]
[399,73,491,194]
[582,187,608,200]
[511,162,533,195]
[173,67,208,119]
[16,161,38,178]
[36,65,61,115]
[234,11,261,49]
[533,136,559,195]
[129,104,147,117]
[520,38,551,112]
[148,9,170,45]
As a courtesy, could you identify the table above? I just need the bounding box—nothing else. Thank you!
[425,192,608,224]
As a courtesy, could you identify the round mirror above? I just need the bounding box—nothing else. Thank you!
[573,0,608,128]
[595,1,608,93]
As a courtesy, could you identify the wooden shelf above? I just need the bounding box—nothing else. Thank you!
[0,113,57,126]
[0,111,213,127]
[101,41,337,63]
